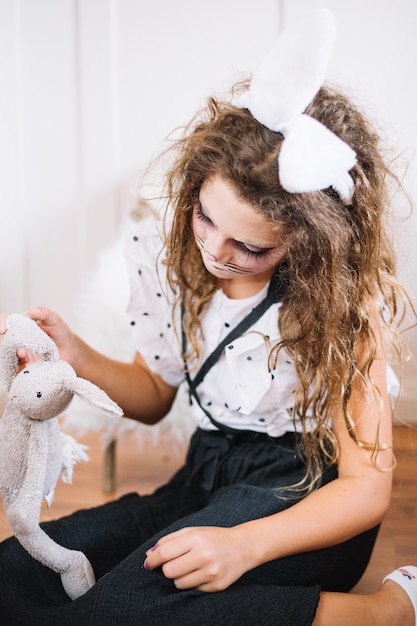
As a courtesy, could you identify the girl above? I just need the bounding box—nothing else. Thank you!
[0,9,416,626]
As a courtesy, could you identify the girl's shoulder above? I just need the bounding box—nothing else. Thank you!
[124,209,175,319]
[124,208,165,267]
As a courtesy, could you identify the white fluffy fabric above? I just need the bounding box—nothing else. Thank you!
[278,114,357,199]
[236,9,336,134]
[235,9,357,203]
[63,222,195,448]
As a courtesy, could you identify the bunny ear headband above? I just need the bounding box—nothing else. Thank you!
[235,9,357,204]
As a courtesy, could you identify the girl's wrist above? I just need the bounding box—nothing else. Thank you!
[232,519,278,572]
[67,334,91,376]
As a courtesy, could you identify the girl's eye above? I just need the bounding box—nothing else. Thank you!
[235,241,269,258]
[195,202,212,224]
[195,201,272,260]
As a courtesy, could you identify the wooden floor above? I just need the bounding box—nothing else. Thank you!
[0,424,416,594]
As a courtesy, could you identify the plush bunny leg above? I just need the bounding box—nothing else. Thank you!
[6,488,95,600]
[13,525,95,600]
[5,424,95,600]
[60,551,96,601]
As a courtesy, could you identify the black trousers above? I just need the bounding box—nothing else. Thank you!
[0,429,378,625]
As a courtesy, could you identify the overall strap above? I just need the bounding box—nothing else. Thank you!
[181,273,287,434]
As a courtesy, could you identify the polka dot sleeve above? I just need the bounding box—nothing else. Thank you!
[124,213,184,388]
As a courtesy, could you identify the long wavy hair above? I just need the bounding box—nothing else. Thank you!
[158,82,408,488]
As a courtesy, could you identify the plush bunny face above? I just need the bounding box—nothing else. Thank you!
[9,360,77,421]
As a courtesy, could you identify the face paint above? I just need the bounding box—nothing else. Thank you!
[192,176,287,292]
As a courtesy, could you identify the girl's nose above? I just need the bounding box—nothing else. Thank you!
[204,250,217,262]
[204,233,230,264]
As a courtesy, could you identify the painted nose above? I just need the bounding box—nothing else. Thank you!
[204,233,230,264]
[204,250,217,262]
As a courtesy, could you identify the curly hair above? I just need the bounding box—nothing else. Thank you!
[158,82,408,489]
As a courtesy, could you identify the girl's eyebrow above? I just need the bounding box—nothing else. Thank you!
[198,196,279,250]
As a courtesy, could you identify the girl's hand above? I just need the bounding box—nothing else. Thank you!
[0,314,44,374]
[15,347,44,373]
[143,526,253,592]
[0,308,78,370]
[0,313,47,374]
[26,307,77,366]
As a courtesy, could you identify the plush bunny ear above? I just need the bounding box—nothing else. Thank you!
[66,376,123,418]
[0,314,59,391]
[5,314,59,359]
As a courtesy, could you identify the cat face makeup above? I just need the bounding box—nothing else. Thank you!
[192,175,287,293]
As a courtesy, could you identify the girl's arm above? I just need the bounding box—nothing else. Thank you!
[237,346,393,567]
[0,307,177,424]
[145,314,394,591]
[69,339,177,423]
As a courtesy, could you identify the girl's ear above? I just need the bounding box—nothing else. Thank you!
[66,377,123,418]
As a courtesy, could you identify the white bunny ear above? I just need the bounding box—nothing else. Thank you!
[235,9,356,204]
[67,377,123,418]
[241,9,336,133]
[278,115,357,203]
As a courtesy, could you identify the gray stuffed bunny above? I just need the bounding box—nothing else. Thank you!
[0,314,123,600]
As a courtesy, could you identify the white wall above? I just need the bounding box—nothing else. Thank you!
[1,0,416,420]
[0,0,280,320]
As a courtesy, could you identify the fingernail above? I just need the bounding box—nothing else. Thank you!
[143,560,150,571]
[146,544,158,554]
